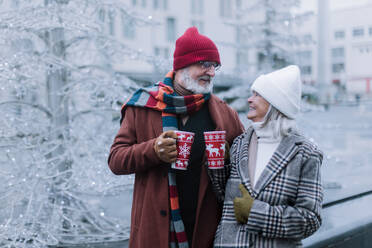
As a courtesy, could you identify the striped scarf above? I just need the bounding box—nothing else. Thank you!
[121,71,210,247]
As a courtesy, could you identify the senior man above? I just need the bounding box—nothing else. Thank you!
[108,27,244,248]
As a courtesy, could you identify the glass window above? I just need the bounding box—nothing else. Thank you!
[122,14,135,39]
[298,50,312,64]
[108,11,115,36]
[166,17,176,41]
[236,29,249,44]
[334,30,345,39]
[191,20,204,33]
[11,0,19,7]
[301,66,312,75]
[153,0,159,9]
[98,9,105,22]
[154,47,160,56]
[369,27,372,36]
[142,0,146,7]
[154,47,169,58]
[132,0,137,6]
[220,0,232,18]
[163,47,169,58]
[332,47,344,58]
[332,63,344,73]
[304,34,312,41]
[163,0,168,10]
[353,27,364,37]
[236,0,242,9]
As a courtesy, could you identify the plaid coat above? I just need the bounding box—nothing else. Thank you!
[210,127,323,248]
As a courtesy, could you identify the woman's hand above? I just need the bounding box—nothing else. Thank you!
[234,184,254,224]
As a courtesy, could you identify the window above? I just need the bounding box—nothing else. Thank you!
[154,47,160,56]
[332,63,344,73]
[11,0,19,7]
[163,47,169,58]
[166,17,176,41]
[301,66,312,75]
[122,14,135,39]
[236,29,248,44]
[142,0,146,7]
[132,0,137,6]
[153,0,159,9]
[358,46,371,54]
[153,0,166,10]
[369,27,372,36]
[154,47,169,59]
[220,0,232,18]
[332,47,344,58]
[297,50,312,64]
[236,51,248,66]
[191,20,204,33]
[98,9,105,22]
[163,0,168,10]
[304,34,312,41]
[108,11,115,36]
[353,27,364,37]
[334,30,345,39]
[191,0,204,15]
[236,0,242,9]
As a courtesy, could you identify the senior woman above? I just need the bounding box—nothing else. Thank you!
[211,65,323,247]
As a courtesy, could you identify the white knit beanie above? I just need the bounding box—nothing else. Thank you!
[251,65,302,119]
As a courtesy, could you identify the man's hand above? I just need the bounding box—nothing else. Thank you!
[233,184,254,224]
[154,131,178,163]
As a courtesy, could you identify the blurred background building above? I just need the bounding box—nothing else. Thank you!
[294,3,372,103]
[99,0,372,102]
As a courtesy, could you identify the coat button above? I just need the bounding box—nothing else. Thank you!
[160,210,167,217]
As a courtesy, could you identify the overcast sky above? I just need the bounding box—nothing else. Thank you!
[300,0,372,12]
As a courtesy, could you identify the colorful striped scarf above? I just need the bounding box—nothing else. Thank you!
[121,71,210,247]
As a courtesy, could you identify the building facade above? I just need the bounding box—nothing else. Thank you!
[102,0,259,85]
[110,1,372,98]
[294,3,372,100]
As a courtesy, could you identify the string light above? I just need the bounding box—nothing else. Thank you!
[0,0,157,246]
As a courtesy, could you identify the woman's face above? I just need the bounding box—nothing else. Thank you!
[247,91,270,122]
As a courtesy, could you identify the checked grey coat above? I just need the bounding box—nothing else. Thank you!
[210,127,323,248]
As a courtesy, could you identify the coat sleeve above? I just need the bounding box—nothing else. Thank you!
[207,139,240,203]
[245,148,323,240]
[108,107,163,175]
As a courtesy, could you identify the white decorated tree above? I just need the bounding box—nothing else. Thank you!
[218,0,313,111]
[0,0,160,247]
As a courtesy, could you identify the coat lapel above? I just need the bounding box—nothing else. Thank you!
[236,128,258,197]
[254,133,303,195]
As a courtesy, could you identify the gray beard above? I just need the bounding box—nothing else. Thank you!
[181,69,213,94]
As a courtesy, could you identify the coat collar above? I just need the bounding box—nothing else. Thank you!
[237,127,305,197]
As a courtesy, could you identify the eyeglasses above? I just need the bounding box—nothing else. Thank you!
[197,61,221,71]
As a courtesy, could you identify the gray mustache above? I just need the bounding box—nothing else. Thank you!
[198,76,211,81]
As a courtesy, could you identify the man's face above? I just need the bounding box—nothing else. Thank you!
[177,61,219,94]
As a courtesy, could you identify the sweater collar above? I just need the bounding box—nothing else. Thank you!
[251,121,282,143]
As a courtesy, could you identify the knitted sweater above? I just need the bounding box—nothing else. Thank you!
[251,122,283,187]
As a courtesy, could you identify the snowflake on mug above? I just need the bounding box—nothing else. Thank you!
[179,143,191,158]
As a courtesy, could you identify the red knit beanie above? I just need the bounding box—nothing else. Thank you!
[173,27,221,71]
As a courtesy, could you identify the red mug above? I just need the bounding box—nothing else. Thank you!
[204,131,226,169]
[172,131,195,170]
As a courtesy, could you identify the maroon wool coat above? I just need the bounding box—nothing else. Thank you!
[108,95,244,248]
